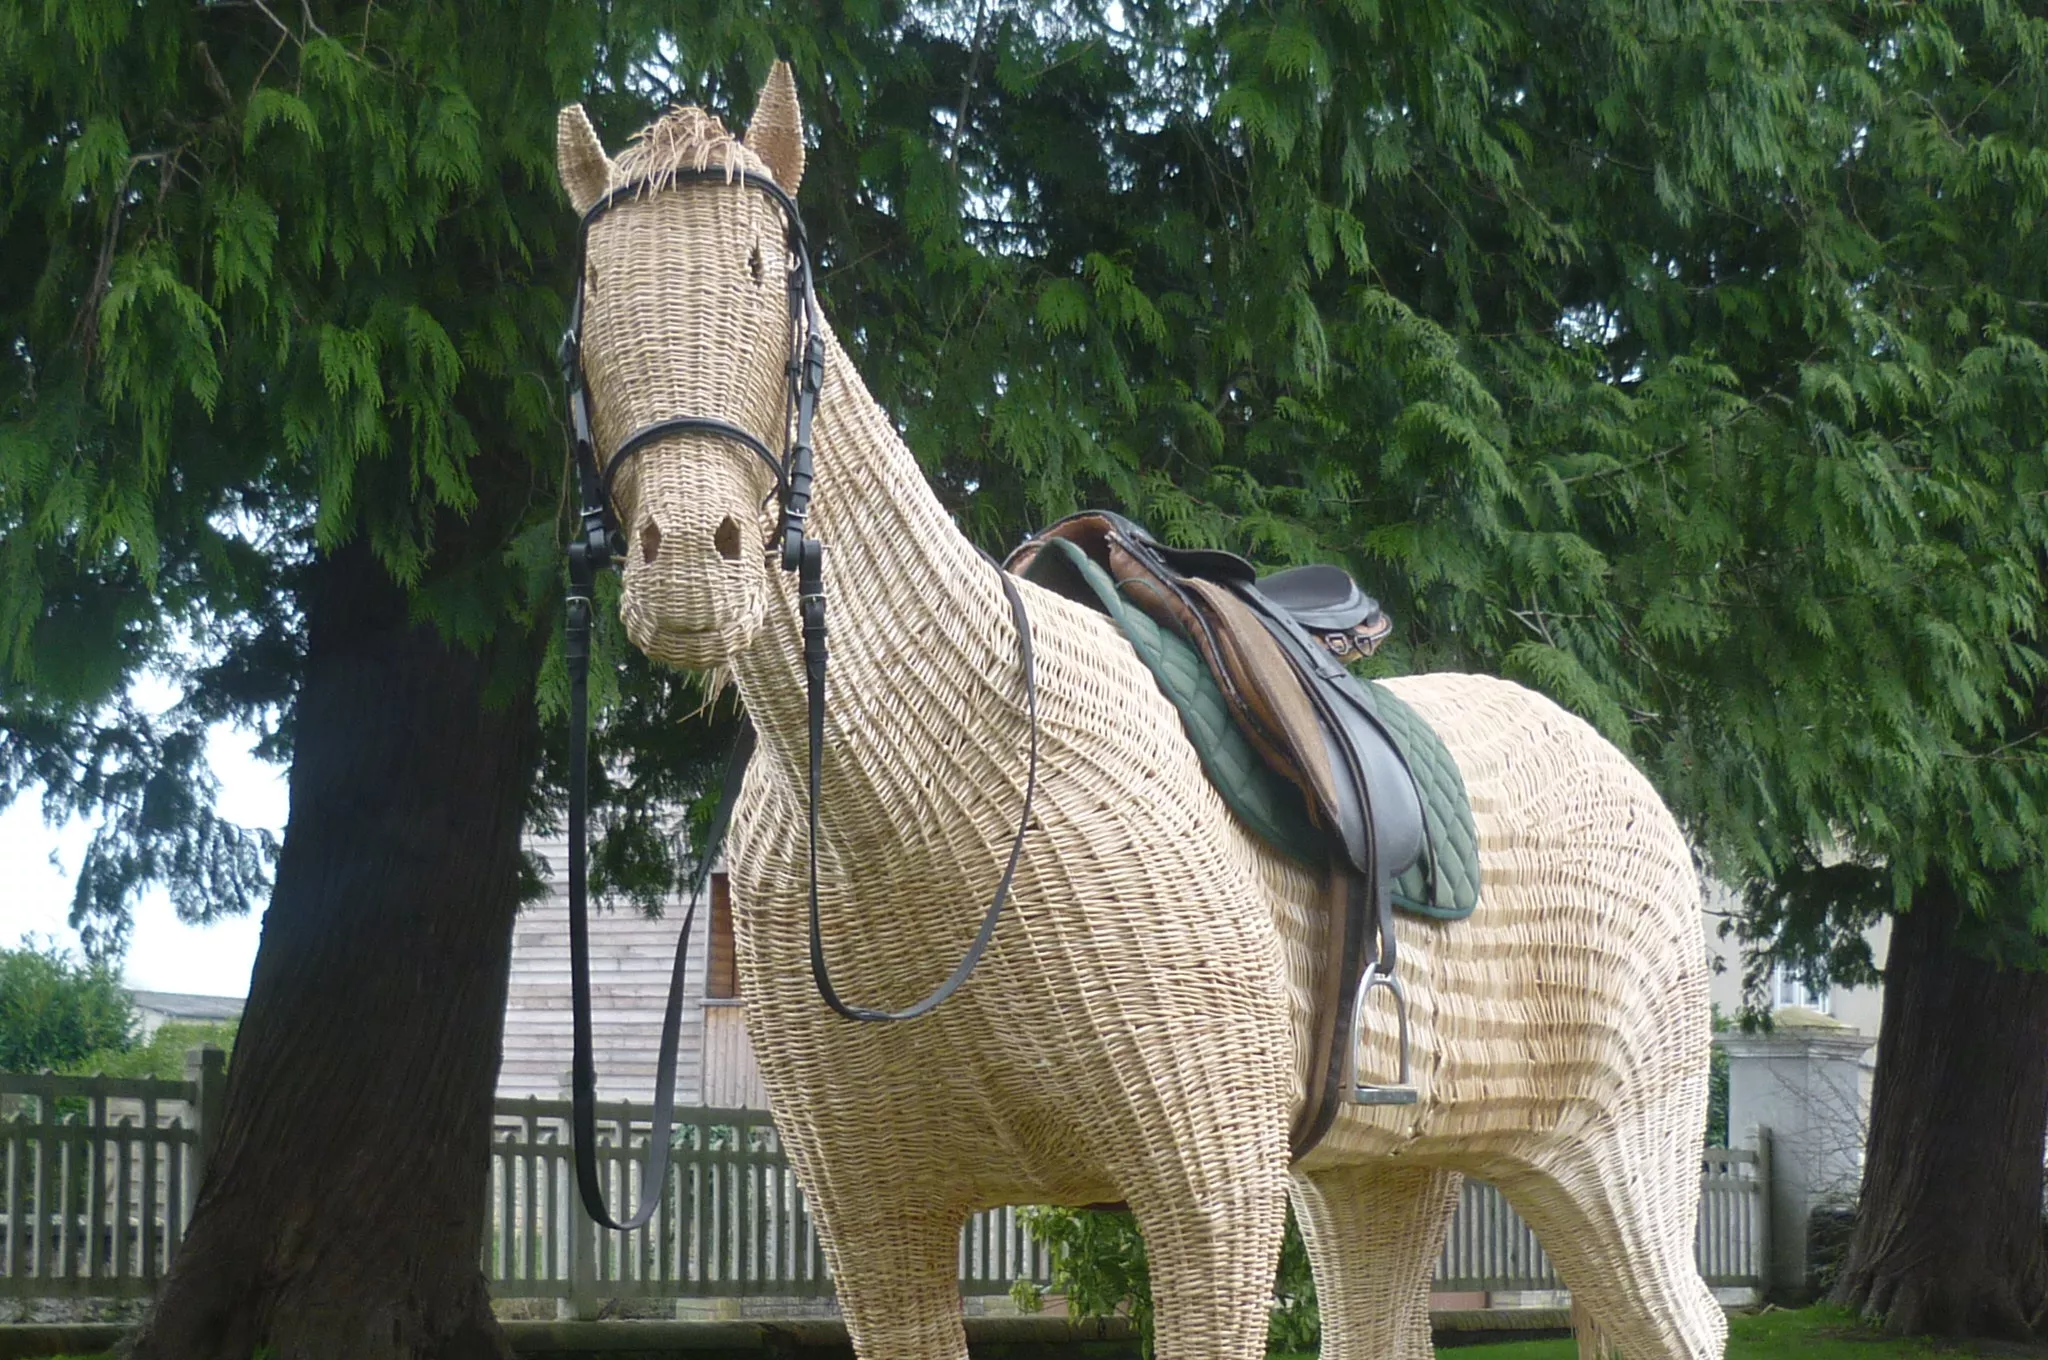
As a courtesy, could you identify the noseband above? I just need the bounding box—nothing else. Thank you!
[558,166,1038,1231]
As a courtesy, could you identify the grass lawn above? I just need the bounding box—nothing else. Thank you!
[26,1308,2048,1360]
[1433,1307,2048,1358]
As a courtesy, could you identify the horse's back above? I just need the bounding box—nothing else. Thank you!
[1289,672,1710,1164]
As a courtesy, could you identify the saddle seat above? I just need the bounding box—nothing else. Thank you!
[1005,511,1433,1154]
[1257,565,1393,653]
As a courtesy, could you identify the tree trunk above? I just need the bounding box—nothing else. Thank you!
[1829,883,2048,1340]
[129,543,539,1360]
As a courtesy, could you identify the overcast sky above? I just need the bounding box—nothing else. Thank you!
[1,720,281,1000]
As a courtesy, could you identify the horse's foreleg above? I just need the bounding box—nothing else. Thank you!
[1122,1129,1290,1360]
[808,1189,969,1360]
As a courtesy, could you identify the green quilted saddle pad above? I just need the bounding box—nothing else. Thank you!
[1021,538,1478,921]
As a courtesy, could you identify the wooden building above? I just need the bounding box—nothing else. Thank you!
[499,834,766,1108]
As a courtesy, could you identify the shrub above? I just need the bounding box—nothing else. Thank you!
[1014,1202,1318,1356]
[0,939,135,1073]
[64,1020,237,1079]
[1268,1209,1319,1352]
[1706,1005,1732,1147]
[1806,1197,1858,1297]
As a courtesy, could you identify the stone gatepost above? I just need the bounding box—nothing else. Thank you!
[1716,1006,1875,1301]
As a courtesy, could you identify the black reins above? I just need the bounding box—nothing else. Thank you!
[559,167,1037,1232]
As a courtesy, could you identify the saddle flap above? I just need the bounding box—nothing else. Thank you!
[1172,577,1343,829]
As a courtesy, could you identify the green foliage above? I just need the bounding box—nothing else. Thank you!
[787,0,2048,987]
[1016,1207,1154,1349]
[6,0,2047,999]
[0,0,721,941]
[1267,1212,1320,1354]
[63,1019,236,1081]
[1706,1005,1731,1148]
[0,939,135,1072]
[1016,1203,1317,1355]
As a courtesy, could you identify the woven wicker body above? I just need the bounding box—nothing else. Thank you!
[558,72,1725,1360]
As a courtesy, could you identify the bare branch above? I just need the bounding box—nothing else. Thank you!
[70,150,175,362]
[195,42,235,109]
[945,0,991,167]
[248,0,304,48]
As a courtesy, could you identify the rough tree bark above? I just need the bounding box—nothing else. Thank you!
[1830,882,2048,1340]
[128,542,540,1360]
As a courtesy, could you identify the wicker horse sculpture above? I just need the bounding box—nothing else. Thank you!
[556,65,1723,1360]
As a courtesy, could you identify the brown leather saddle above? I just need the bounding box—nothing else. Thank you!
[1006,512,1429,1158]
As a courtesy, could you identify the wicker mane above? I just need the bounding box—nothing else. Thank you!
[558,67,1725,1360]
[614,106,750,187]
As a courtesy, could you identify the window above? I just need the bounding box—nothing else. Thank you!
[705,871,739,1001]
[1771,963,1830,1014]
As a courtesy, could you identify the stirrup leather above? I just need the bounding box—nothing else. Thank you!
[1344,966,1418,1106]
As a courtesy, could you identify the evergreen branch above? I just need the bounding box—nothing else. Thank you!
[1511,605,1558,648]
[1961,729,2048,762]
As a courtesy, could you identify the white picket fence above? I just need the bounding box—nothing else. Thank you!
[2,1056,1769,1304]
[0,1056,221,1298]
[1435,1145,1771,1291]
[486,1101,1047,1305]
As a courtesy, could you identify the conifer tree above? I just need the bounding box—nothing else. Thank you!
[1202,0,2048,1333]
[1,3,647,1353]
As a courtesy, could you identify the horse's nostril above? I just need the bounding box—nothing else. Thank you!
[714,516,745,561]
[640,521,662,564]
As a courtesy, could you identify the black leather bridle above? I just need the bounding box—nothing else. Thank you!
[559,167,1038,1232]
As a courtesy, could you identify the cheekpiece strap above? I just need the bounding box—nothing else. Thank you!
[566,168,822,569]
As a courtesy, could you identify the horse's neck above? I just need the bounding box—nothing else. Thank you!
[729,334,1028,853]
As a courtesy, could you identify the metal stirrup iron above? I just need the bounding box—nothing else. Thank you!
[1342,887,1418,1106]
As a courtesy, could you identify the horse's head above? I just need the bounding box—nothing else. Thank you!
[557,65,810,669]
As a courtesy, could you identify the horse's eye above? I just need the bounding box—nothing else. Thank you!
[749,244,764,285]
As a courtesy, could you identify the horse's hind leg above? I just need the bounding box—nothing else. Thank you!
[809,1195,969,1360]
[1290,1163,1460,1360]
[1491,1122,1727,1360]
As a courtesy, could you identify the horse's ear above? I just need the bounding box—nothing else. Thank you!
[558,104,614,214]
[743,60,806,196]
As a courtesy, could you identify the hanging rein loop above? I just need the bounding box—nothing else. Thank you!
[558,167,1036,1230]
